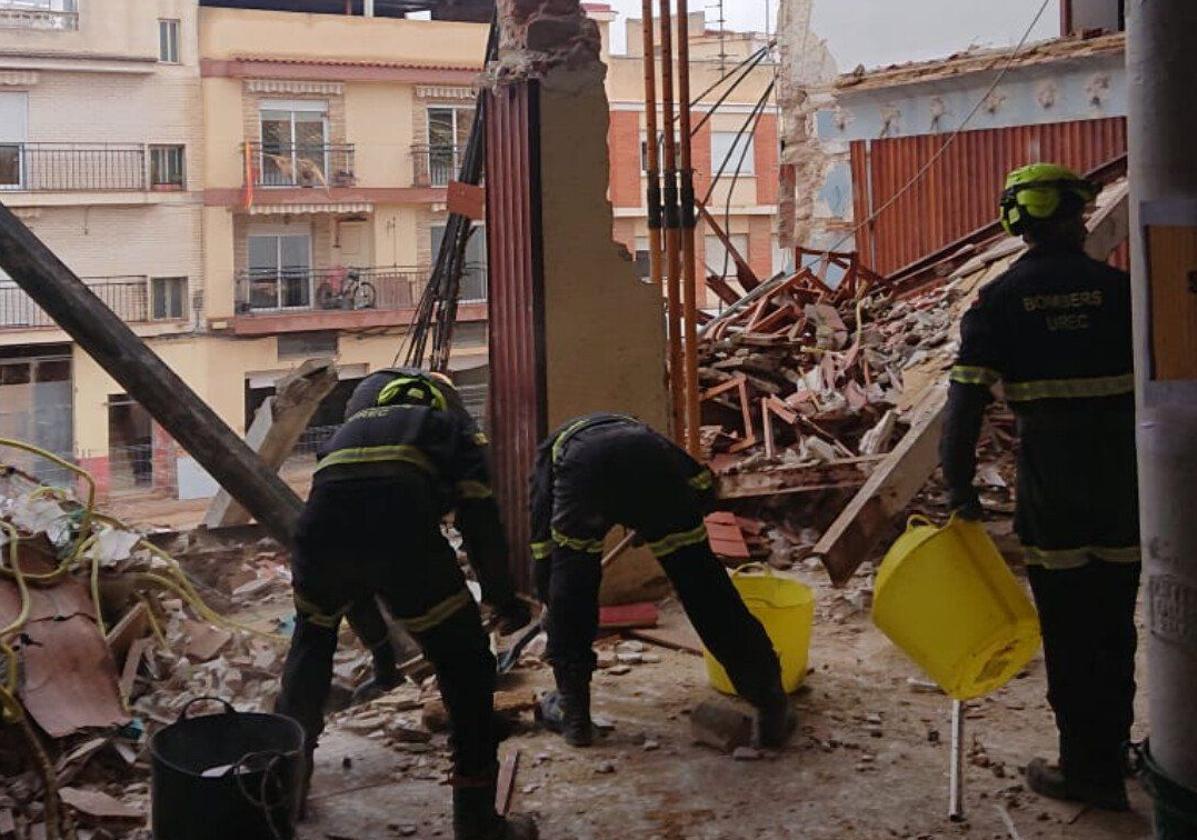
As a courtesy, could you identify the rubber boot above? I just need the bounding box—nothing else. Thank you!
[1026,757,1129,812]
[547,666,595,747]
[297,747,315,822]
[452,778,539,840]
[752,686,796,750]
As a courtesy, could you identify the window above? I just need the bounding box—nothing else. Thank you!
[158,19,180,63]
[639,132,680,173]
[0,92,27,190]
[425,107,473,187]
[710,130,755,177]
[633,235,653,279]
[705,234,749,279]
[259,101,328,187]
[430,223,486,301]
[247,230,312,310]
[150,145,185,188]
[151,277,187,320]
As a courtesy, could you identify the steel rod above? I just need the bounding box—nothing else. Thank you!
[949,699,965,822]
[675,0,700,456]
[658,0,685,443]
[641,0,663,293]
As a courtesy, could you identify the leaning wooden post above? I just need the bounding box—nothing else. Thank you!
[0,202,304,543]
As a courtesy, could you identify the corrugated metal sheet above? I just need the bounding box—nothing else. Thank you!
[852,117,1127,276]
[485,81,545,594]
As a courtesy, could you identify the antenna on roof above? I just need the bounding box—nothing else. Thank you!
[705,0,728,74]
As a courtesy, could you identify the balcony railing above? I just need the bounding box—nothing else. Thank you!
[0,143,146,192]
[0,0,78,30]
[245,142,356,189]
[411,144,462,188]
[0,277,149,329]
[235,266,428,315]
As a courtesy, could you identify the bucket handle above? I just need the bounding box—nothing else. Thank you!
[177,696,236,722]
[233,750,289,840]
[906,514,939,530]
[731,562,774,579]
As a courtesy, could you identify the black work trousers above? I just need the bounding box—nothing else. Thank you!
[538,540,782,707]
[276,472,498,779]
[1027,559,1141,788]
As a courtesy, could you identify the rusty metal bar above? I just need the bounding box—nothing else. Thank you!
[658,0,684,443]
[641,0,663,294]
[676,0,700,456]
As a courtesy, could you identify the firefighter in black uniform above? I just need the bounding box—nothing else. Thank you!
[940,164,1140,811]
[530,413,792,748]
[276,369,538,840]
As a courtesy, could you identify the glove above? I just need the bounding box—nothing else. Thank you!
[953,497,984,522]
[492,597,533,637]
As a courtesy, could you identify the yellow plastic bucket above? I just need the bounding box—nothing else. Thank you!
[704,563,814,695]
[872,515,1041,700]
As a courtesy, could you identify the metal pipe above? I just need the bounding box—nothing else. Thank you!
[641,0,663,293]
[1127,0,1197,796]
[948,699,965,821]
[675,0,700,456]
[658,0,685,443]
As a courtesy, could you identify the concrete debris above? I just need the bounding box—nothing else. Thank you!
[690,701,753,753]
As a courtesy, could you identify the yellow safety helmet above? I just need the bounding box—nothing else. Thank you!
[376,374,448,411]
[999,163,1097,236]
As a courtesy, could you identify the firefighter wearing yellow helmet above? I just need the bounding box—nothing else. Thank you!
[940,164,1139,810]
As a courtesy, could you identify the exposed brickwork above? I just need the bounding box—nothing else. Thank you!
[495,0,601,74]
[691,121,712,203]
[748,215,773,279]
[608,110,641,208]
[754,113,779,206]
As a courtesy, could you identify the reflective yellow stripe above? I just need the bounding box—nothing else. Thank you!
[473,432,489,446]
[1025,544,1141,569]
[294,592,350,629]
[950,365,1001,386]
[551,415,637,464]
[377,376,448,411]
[550,527,605,554]
[457,480,493,500]
[530,541,555,560]
[1004,373,1134,402]
[688,469,713,492]
[316,444,436,476]
[401,590,471,633]
[647,522,709,558]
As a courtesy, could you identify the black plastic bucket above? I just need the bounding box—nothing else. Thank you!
[1137,741,1197,840]
[150,697,304,840]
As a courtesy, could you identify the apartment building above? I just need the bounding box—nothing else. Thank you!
[0,0,205,490]
[601,8,785,308]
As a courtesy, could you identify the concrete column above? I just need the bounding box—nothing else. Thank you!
[1127,0,1197,794]
[364,0,375,16]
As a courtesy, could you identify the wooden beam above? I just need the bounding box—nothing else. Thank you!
[0,203,303,543]
[1084,181,1130,261]
[812,384,948,585]
[203,359,338,529]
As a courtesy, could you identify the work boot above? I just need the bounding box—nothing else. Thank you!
[1025,757,1130,812]
[752,687,796,750]
[452,777,539,840]
[350,673,402,707]
[296,747,315,822]
[543,666,596,747]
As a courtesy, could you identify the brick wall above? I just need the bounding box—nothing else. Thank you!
[748,215,773,279]
[692,120,712,203]
[608,109,641,208]
[754,113,779,206]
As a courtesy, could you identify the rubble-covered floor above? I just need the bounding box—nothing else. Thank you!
[299,564,1154,840]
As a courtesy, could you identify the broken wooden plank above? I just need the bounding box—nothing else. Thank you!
[812,384,948,585]
[58,787,142,826]
[716,459,878,500]
[204,358,338,529]
[104,601,148,664]
[495,749,520,816]
[119,637,152,702]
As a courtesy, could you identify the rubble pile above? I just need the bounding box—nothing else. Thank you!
[699,242,1025,570]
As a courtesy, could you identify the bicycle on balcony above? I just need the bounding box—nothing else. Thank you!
[316,268,377,311]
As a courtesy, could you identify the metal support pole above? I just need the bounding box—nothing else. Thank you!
[0,203,303,543]
[363,0,375,17]
[1127,0,1197,799]
[948,699,965,822]
[658,0,685,443]
[641,0,663,294]
[675,0,700,457]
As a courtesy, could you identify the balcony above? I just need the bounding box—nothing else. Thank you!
[229,265,488,335]
[0,143,149,192]
[245,142,356,189]
[411,144,462,188]
[0,0,77,31]
[0,277,150,330]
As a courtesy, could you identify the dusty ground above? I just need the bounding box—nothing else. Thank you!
[296,562,1155,840]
